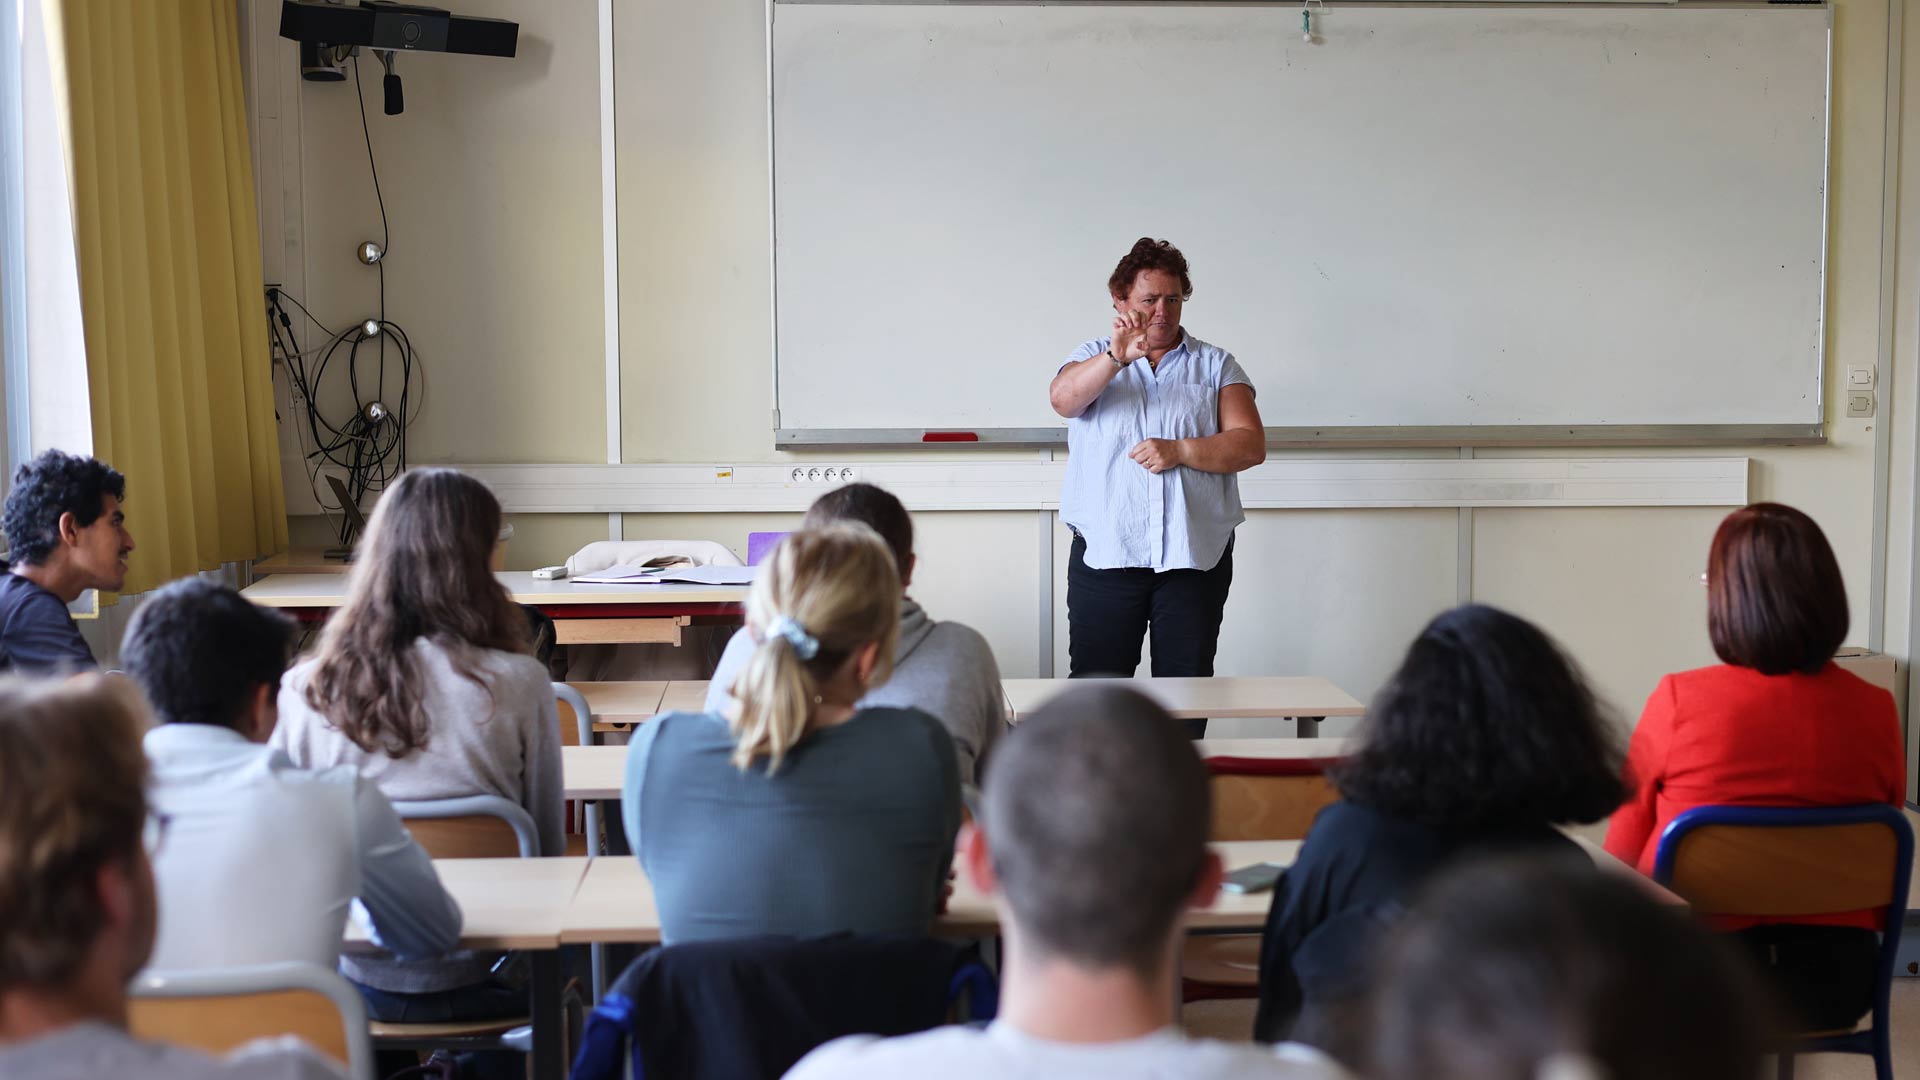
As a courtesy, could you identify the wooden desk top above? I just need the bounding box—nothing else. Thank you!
[658,680,710,715]
[564,737,1359,802]
[346,857,590,951]
[1002,676,1365,722]
[559,841,1293,945]
[564,746,626,800]
[243,573,748,610]
[572,681,668,726]
[253,547,352,576]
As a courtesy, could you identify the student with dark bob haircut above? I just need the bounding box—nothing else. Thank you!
[1254,604,1625,1048]
[1362,856,1774,1080]
[1605,502,1902,1032]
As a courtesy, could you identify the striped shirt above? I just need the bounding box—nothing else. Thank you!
[1059,332,1252,571]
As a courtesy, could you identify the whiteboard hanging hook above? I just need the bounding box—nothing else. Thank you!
[1302,0,1325,44]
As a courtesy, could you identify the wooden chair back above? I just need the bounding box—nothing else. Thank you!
[130,963,368,1074]
[1206,756,1343,842]
[1663,820,1901,918]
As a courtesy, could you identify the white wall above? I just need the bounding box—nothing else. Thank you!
[261,0,1920,749]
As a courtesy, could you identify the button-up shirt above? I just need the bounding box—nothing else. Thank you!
[1058,332,1252,571]
[143,722,462,973]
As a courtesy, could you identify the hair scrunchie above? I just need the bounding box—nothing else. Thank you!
[765,615,820,660]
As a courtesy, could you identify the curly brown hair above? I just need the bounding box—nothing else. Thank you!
[1107,237,1192,301]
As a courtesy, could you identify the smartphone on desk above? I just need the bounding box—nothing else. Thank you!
[1221,862,1283,895]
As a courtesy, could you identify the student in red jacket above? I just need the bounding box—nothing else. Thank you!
[1603,501,1904,1031]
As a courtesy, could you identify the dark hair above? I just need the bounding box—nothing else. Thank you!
[306,468,528,757]
[122,579,296,730]
[982,684,1210,977]
[1107,237,1192,301]
[1365,856,1773,1080]
[0,675,150,992]
[1336,604,1625,829]
[3,450,125,566]
[802,482,913,580]
[1707,503,1848,676]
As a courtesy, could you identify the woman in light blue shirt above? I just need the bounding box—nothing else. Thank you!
[1047,238,1265,736]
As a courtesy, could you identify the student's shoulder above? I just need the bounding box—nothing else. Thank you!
[0,573,69,622]
[786,1027,992,1079]
[213,1036,348,1080]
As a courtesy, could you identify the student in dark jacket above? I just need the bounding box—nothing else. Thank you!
[0,450,134,672]
[1253,604,1627,1055]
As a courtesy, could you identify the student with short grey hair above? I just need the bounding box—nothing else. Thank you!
[706,482,1005,782]
[785,684,1344,1080]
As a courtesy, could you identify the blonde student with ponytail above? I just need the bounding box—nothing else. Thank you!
[622,524,962,944]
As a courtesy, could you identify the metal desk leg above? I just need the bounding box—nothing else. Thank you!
[531,949,564,1080]
[1297,716,1322,738]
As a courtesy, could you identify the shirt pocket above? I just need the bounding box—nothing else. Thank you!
[1153,384,1218,441]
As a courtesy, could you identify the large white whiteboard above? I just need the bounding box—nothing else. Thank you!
[770,2,1830,446]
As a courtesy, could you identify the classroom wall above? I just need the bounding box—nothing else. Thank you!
[267,0,1920,743]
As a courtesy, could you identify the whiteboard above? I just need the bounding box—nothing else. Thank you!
[770,3,1830,446]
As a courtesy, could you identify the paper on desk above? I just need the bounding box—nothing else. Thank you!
[569,565,666,585]
[644,565,757,586]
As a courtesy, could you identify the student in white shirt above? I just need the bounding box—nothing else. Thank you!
[123,579,461,973]
[0,675,343,1080]
[786,683,1345,1080]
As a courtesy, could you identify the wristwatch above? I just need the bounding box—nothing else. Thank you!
[1106,347,1127,369]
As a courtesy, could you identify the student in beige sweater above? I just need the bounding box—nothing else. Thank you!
[272,468,560,1080]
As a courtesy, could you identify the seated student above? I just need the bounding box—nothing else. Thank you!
[1363,856,1771,1080]
[0,450,134,672]
[1254,604,1626,1047]
[272,467,562,1041]
[706,482,1005,782]
[786,683,1343,1080]
[626,524,961,944]
[1603,502,1903,1032]
[0,675,343,1079]
[124,578,461,972]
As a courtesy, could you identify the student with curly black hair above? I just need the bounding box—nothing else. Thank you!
[1253,604,1627,1053]
[0,449,133,672]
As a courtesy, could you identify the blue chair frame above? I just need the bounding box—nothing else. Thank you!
[1653,803,1913,1080]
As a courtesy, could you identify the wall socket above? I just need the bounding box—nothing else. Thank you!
[1847,391,1876,418]
[788,465,860,483]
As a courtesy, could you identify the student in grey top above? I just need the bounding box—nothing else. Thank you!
[124,579,461,973]
[629,524,961,944]
[0,676,342,1080]
[271,468,561,1054]
[787,684,1344,1080]
[706,483,1006,782]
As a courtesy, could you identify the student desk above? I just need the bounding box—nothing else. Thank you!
[558,841,1297,947]
[559,836,1670,948]
[344,856,590,1080]
[240,573,748,647]
[585,679,709,735]
[561,737,1360,802]
[251,547,353,577]
[1001,677,1366,736]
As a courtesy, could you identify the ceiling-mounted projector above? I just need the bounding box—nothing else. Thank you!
[279,1,518,59]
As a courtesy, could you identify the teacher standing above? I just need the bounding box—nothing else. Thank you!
[1049,238,1265,737]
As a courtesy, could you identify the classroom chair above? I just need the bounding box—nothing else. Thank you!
[379,797,552,1064]
[1182,754,1344,1003]
[1653,803,1914,1080]
[130,961,373,1079]
[571,934,996,1080]
[392,795,541,859]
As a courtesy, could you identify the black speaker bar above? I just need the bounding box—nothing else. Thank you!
[280,1,517,59]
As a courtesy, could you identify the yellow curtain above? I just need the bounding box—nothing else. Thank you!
[43,0,287,594]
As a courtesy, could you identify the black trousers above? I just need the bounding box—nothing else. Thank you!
[1733,923,1880,1033]
[1066,532,1234,738]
